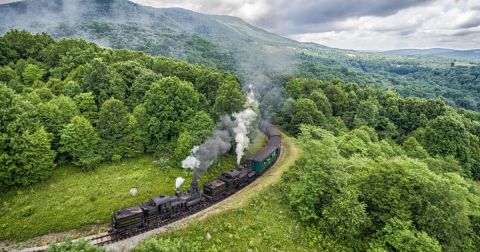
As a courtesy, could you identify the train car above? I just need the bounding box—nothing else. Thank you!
[203,179,227,202]
[245,127,281,174]
[112,205,145,234]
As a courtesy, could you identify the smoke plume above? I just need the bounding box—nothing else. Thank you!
[175,177,185,189]
[181,116,234,180]
[232,94,258,164]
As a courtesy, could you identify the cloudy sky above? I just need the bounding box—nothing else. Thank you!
[130,0,480,50]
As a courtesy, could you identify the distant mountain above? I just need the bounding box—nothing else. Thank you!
[1,0,480,111]
[0,0,314,95]
[383,48,480,59]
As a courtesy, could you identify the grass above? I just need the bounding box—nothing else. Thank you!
[133,135,314,251]
[141,186,317,251]
[0,131,267,243]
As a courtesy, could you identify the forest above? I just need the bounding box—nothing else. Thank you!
[0,30,246,191]
[1,30,480,252]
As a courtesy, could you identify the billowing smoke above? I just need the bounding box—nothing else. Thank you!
[232,94,258,164]
[175,177,185,189]
[181,100,259,179]
[233,108,256,164]
[181,116,234,180]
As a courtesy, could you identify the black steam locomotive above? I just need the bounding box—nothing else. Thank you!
[111,126,282,236]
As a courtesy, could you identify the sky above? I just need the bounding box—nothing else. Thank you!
[129,0,480,51]
[1,0,479,50]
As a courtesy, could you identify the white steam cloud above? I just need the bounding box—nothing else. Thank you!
[232,95,258,164]
[181,95,258,178]
[175,177,185,189]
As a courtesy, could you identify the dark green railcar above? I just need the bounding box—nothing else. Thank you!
[246,127,282,174]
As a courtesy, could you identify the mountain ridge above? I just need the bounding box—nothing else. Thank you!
[383,48,480,59]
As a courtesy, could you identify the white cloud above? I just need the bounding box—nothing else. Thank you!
[131,0,480,50]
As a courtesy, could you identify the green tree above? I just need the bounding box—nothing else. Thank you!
[323,83,348,116]
[353,100,380,128]
[144,77,200,149]
[292,98,325,133]
[73,92,98,123]
[37,95,79,149]
[213,80,245,116]
[373,218,441,252]
[77,58,126,105]
[22,64,45,85]
[423,114,470,168]
[97,98,130,160]
[403,136,429,159]
[285,78,322,99]
[310,90,333,116]
[59,116,101,169]
[1,85,56,188]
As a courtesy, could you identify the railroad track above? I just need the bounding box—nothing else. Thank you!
[15,143,283,252]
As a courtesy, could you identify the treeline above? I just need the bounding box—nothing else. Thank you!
[0,30,246,190]
[298,55,480,111]
[271,77,480,251]
[273,77,480,180]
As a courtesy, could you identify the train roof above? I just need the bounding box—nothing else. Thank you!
[248,144,279,162]
[114,205,143,219]
[222,169,240,178]
[204,179,226,189]
[151,195,170,205]
[266,126,282,137]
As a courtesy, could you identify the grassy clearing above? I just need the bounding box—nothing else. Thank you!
[143,186,316,251]
[134,135,311,251]
[0,131,267,243]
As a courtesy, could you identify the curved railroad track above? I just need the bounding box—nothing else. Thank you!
[16,134,300,252]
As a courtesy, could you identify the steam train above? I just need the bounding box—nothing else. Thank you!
[111,126,282,236]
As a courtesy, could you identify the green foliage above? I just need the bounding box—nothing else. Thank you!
[76,58,126,105]
[97,98,143,160]
[37,95,80,149]
[0,84,56,190]
[46,237,105,252]
[423,114,469,157]
[73,92,98,123]
[370,218,441,252]
[133,237,201,252]
[144,77,201,149]
[59,116,101,169]
[214,80,246,116]
[283,126,480,251]
[22,64,45,85]
[0,31,238,190]
[292,98,325,133]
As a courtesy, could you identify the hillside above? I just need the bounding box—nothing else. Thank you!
[384,48,480,59]
[1,25,480,252]
[2,0,480,112]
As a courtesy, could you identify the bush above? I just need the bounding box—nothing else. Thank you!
[134,237,201,252]
[46,237,105,252]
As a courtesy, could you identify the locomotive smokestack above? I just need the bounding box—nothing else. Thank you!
[190,179,199,193]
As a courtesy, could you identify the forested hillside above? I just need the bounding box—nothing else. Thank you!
[2,0,480,112]
[0,30,246,191]
[1,29,479,252]
[132,76,480,252]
